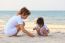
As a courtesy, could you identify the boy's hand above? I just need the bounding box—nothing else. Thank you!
[19,24,35,37]
[26,32,35,37]
[23,30,35,37]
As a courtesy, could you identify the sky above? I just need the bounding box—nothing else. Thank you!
[0,0,65,11]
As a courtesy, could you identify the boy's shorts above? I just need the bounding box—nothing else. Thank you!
[4,28,17,36]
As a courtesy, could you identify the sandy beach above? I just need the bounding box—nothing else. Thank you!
[0,0,65,42]
[0,20,65,43]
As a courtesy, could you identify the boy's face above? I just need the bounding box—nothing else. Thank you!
[20,12,30,19]
[22,15,29,19]
[21,14,29,19]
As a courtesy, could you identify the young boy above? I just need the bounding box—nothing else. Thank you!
[33,17,49,36]
[4,7,34,37]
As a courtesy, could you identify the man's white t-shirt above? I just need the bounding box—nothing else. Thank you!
[4,15,24,36]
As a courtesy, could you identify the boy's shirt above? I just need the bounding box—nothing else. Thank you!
[4,15,24,32]
[33,24,48,30]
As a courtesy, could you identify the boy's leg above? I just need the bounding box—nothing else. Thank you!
[42,29,48,36]
[13,25,21,36]
[36,29,41,35]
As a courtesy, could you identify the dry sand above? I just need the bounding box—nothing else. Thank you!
[0,20,65,43]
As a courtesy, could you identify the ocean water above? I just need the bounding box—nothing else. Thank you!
[0,11,65,25]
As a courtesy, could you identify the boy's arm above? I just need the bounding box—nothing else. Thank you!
[19,24,34,37]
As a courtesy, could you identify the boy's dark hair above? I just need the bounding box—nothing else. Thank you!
[19,7,30,15]
[37,17,44,26]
